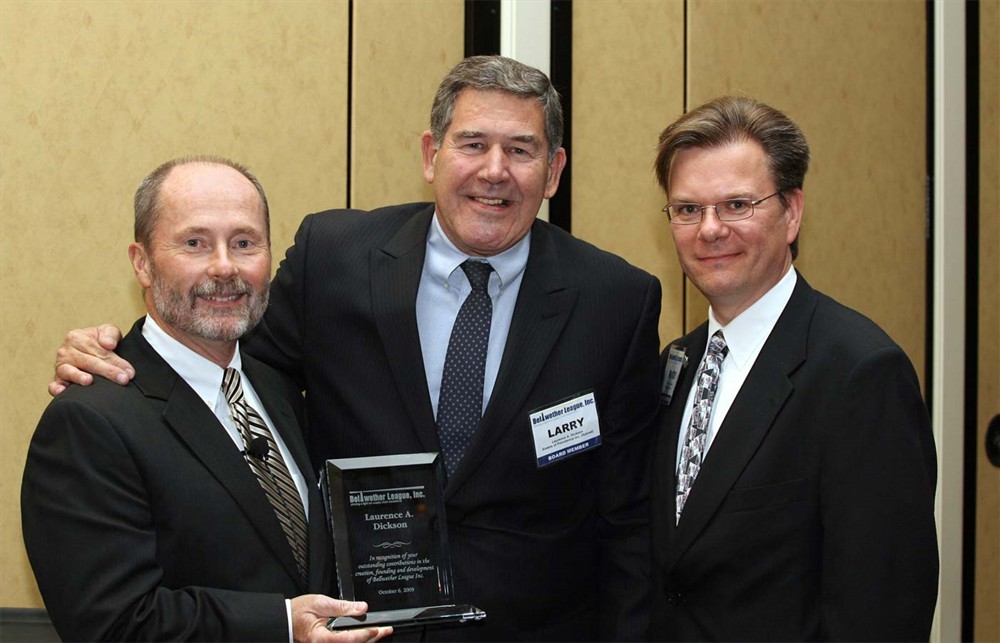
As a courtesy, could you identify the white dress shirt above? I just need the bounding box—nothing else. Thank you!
[676,268,797,471]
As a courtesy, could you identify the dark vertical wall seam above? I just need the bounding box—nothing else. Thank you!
[346,0,354,209]
[465,0,500,57]
[549,1,572,232]
[924,0,934,410]
[962,2,980,639]
[682,0,689,333]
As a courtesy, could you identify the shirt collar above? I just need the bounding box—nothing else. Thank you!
[141,315,242,410]
[707,268,797,368]
[426,211,531,291]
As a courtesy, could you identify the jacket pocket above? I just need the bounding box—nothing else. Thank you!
[720,478,809,514]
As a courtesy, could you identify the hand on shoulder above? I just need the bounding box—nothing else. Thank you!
[50,324,133,396]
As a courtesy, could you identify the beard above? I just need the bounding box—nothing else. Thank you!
[148,266,269,342]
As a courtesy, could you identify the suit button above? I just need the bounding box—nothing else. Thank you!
[665,591,683,605]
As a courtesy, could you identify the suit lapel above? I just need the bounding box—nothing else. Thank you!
[657,326,708,557]
[667,275,816,570]
[446,222,578,493]
[122,323,306,590]
[370,205,439,452]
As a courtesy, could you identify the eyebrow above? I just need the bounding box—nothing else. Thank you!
[175,225,263,237]
[510,134,541,146]
[669,191,757,203]
[452,130,541,146]
[175,226,211,236]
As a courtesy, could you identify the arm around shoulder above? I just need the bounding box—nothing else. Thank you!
[50,324,133,395]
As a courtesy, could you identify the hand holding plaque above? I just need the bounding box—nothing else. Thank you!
[323,453,485,630]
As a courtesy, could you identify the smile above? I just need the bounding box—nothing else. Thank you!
[200,294,244,303]
[699,253,740,262]
[472,196,510,207]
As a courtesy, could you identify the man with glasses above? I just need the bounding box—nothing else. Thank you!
[649,96,938,640]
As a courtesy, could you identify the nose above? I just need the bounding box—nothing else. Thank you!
[479,145,509,183]
[696,205,730,242]
[207,246,239,279]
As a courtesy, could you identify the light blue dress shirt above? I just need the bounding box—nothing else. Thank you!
[416,213,530,418]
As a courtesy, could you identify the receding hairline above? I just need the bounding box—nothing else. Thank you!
[134,156,270,246]
[160,161,262,201]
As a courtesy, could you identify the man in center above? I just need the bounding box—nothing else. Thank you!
[254,54,661,642]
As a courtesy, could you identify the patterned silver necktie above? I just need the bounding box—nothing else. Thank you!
[222,367,309,583]
[676,330,728,524]
[436,260,494,478]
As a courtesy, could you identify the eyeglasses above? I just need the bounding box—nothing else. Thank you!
[662,192,780,225]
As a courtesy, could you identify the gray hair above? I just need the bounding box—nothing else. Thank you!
[429,55,564,160]
[654,96,809,258]
[134,155,270,246]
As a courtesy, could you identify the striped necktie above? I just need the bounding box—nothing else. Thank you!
[222,367,308,583]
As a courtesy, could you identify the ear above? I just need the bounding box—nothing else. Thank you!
[129,243,153,289]
[420,131,438,184]
[543,147,567,199]
[782,188,804,246]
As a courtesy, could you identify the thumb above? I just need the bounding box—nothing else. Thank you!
[316,596,369,617]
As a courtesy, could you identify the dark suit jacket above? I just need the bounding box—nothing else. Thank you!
[21,319,332,642]
[649,274,939,641]
[248,202,661,641]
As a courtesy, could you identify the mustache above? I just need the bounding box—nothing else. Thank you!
[192,278,254,298]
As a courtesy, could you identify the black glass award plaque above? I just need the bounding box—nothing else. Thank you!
[323,453,485,631]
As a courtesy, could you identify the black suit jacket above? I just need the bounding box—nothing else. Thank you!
[650,273,938,641]
[248,202,662,641]
[21,320,332,642]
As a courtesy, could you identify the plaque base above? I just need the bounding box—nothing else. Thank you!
[327,604,487,631]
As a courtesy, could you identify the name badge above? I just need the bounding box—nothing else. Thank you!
[529,391,601,468]
[660,345,688,406]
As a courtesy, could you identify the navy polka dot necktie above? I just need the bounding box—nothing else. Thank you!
[437,260,494,478]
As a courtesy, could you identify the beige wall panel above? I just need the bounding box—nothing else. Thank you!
[0,0,349,608]
[351,0,464,210]
[685,0,927,384]
[573,0,686,346]
[976,1,999,639]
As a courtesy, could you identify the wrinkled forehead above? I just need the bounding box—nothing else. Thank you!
[154,165,267,233]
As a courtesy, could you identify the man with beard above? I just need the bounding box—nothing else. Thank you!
[21,157,391,643]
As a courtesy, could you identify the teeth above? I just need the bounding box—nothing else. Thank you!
[204,294,241,302]
[475,197,506,206]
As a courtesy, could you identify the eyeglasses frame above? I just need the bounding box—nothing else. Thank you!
[662,191,781,225]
